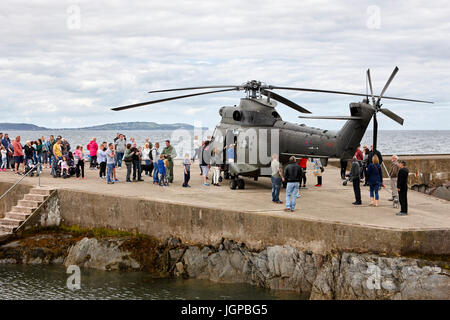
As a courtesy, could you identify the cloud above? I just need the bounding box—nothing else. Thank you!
[0,0,449,130]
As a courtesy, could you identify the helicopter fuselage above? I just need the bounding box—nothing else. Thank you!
[208,97,374,177]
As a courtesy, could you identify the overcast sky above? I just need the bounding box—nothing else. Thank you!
[1,0,449,130]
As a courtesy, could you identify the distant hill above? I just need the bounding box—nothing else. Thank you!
[0,123,48,131]
[0,122,207,131]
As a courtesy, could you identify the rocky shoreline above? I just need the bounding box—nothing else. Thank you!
[0,232,449,300]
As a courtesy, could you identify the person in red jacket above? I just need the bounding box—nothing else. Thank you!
[87,137,98,169]
[298,157,308,188]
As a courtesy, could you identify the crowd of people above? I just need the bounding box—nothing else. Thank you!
[270,144,409,216]
[345,144,409,216]
[1,131,409,216]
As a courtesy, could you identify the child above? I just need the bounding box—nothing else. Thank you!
[97,144,107,179]
[73,145,85,180]
[157,155,167,186]
[182,153,191,187]
[59,156,69,178]
[1,146,7,171]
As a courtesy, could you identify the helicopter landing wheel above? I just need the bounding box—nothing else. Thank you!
[230,179,237,190]
[237,178,245,189]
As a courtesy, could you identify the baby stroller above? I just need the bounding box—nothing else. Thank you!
[25,159,40,177]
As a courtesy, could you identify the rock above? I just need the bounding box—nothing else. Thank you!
[64,237,140,271]
[432,186,450,201]
[310,252,450,300]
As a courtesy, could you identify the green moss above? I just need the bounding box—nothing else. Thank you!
[21,225,150,239]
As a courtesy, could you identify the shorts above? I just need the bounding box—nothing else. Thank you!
[201,165,210,176]
[14,155,23,164]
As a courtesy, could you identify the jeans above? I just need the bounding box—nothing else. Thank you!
[107,163,114,183]
[183,170,190,186]
[125,162,132,181]
[271,176,282,202]
[99,162,106,178]
[399,189,408,213]
[286,182,300,211]
[132,159,141,180]
[390,178,399,199]
[116,152,124,168]
[144,160,151,175]
[353,178,361,203]
[76,159,85,178]
[153,166,159,183]
[369,183,380,200]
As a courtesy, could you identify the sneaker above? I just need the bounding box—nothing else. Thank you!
[296,193,302,198]
[388,197,394,201]
[126,180,132,183]
[290,209,294,212]
[276,201,283,204]
[114,179,120,182]
[352,201,362,205]
[283,208,291,212]
[202,183,210,186]
[396,212,408,216]
[315,184,321,187]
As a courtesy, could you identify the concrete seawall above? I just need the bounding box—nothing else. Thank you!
[57,188,449,257]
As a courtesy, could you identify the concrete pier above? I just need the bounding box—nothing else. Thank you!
[0,160,448,257]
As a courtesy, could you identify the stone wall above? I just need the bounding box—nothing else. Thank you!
[57,189,450,257]
[0,182,33,219]
[2,234,448,300]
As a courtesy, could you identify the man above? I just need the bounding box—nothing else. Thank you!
[161,140,177,183]
[12,136,24,174]
[396,160,409,216]
[368,145,383,164]
[282,156,302,212]
[350,156,362,205]
[115,134,126,169]
[299,157,307,188]
[389,155,400,201]
[270,154,283,204]
[130,143,143,181]
[339,158,348,180]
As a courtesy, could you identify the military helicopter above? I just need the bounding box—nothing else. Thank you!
[112,67,432,189]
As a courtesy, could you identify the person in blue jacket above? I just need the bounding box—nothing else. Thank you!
[367,155,383,207]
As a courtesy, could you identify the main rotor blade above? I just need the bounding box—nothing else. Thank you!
[367,69,376,106]
[379,108,404,125]
[261,89,311,114]
[298,115,363,120]
[149,85,239,93]
[270,85,433,104]
[112,88,238,111]
[376,66,399,106]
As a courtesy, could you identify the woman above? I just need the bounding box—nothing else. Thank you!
[142,142,151,176]
[73,145,85,179]
[35,139,43,171]
[367,155,383,207]
[97,143,107,179]
[312,158,323,187]
[41,137,49,168]
[87,137,98,169]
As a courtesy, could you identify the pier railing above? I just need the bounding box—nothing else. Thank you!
[0,165,41,203]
